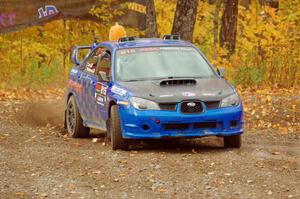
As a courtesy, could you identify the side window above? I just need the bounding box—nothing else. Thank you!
[95,49,111,79]
[84,48,104,74]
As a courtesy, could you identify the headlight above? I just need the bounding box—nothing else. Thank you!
[220,93,240,107]
[129,97,160,110]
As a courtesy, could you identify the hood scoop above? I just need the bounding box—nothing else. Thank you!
[160,79,197,86]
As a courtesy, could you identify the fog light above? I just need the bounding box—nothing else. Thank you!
[230,120,238,127]
[142,124,150,131]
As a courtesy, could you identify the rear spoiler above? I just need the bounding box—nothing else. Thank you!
[70,45,91,65]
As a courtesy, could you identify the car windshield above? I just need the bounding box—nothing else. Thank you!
[115,46,215,81]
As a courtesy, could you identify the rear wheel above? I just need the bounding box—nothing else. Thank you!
[106,120,111,141]
[223,134,242,148]
[110,105,128,150]
[66,96,90,138]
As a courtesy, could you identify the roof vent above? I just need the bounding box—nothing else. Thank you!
[162,34,181,40]
[160,79,196,86]
[118,36,136,43]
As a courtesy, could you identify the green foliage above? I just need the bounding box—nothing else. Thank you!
[8,58,65,88]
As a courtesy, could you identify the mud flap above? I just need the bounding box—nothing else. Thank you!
[64,110,67,129]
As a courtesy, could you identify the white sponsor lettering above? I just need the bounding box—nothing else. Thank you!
[182,92,195,97]
[111,85,127,96]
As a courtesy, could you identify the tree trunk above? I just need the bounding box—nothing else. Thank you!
[171,0,199,41]
[145,0,158,37]
[241,0,251,9]
[219,0,239,55]
[213,0,222,59]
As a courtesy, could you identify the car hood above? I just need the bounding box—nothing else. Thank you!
[118,78,234,103]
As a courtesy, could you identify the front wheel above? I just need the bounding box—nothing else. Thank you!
[110,105,128,150]
[223,134,242,148]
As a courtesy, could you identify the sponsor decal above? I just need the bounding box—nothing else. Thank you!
[187,102,196,107]
[96,95,105,105]
[117,47,192,56]
[182,92,195,97]
[160,47,193,51]
[159,94,174,98]
[0,12,16,28]
[67,79,83,94]
[100,85,107,95]
[111,85,127,96]
[117,100,129,106]
[38,5,59,19]
[127,2,146,14]
[117,49,136,55]
[86,63,95,73]
[203,92,217,96]
[95,83,107,105]
[70,68,78,74]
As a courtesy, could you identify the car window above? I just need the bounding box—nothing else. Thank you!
[95,49,111,79]
[84,51,98,74]
[115,47,215,81]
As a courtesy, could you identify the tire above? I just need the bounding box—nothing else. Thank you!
[223,134,242,148]
[106,120,111,141]
[66,96,90,138]
[110,105,128,150]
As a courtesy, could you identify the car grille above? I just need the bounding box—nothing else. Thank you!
[164,123,189,130]
[194,122,217,129]
[180,101,203,114]
[159,103,177,111]
[203,101,220,109]
[163,122,220,130]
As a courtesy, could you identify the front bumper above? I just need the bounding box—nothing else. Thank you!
[118,104,243,139]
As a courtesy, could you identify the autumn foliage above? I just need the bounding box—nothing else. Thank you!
[0,0,299,88]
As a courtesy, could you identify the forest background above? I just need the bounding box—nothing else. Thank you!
[0,0,299,89]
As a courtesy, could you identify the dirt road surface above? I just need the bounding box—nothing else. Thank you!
[0,96,299,199]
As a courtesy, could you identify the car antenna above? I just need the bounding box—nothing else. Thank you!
[93,35,99,43]
[92,34,99,48]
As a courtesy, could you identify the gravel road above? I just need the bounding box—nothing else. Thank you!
[0,99,299,199]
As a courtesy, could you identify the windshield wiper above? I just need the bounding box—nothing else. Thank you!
[163,76,202,79]
[122,79,147,82]
[122,76,209,82]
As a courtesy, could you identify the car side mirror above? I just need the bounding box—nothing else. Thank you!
[70,45,91,65]
[70,47,80,65]
[217,67,225,78]
[98,71,109,82]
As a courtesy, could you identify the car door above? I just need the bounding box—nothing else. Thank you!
[81,47,111,129]
[80,48,100,123]
[93,47,112,126]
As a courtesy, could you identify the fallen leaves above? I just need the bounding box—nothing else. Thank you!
[271,151,280,155]
[0,88,64,101]
[15,192,26,198]
[0,86,299,135]
[240,87,300,134]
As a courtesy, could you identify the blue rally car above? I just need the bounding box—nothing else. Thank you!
[65,35,243,150]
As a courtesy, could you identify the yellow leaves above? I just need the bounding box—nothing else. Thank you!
[292,104,296,111]
[266,95,272,103]
[241,87,300,134]
[0,88,64,101]
[261,108,268,117]
[264,6,278,21]
[155,0,176,36]
[15,192,26,198]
